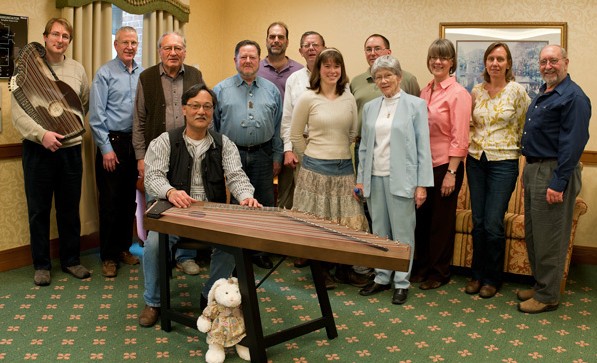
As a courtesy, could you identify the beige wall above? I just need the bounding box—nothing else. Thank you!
[0,0,595,254]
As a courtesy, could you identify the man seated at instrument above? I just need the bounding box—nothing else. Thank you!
[139,84,262,327]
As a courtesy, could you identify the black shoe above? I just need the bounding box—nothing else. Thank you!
[392,288,408,305]
[359,281,390,296]
[252,255,273,269]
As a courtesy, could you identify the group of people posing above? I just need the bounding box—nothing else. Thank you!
[12,18,590,334]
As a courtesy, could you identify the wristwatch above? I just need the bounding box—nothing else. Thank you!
[447,169,457,175]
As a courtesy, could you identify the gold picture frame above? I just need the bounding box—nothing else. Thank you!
[439,22,567,97]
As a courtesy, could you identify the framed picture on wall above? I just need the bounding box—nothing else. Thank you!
[440,22,567,98]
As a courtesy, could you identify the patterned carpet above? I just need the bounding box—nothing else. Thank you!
[0,246,595,363]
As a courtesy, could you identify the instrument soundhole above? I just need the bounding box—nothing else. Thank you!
[48,101,64,117]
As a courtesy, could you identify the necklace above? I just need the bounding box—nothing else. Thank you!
[384,98,399,118]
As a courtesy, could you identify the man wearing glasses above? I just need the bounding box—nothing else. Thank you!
[11,18,90,286]
[518,45,591,314]
[134,31,205,327]
[140,84,261,327]
[89,26,143,278]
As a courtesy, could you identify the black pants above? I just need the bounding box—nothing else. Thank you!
[95,132,138,262]
[23,140,82,270]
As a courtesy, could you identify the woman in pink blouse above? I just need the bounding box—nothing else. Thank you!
[465,42,530,298]
[414,39,471,290]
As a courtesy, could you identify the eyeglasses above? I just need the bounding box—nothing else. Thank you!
[185,103,213,111]
[374,74,396,82]
[539,58,562,66]
[365,47,386,55]
[161,45,185,53]
[301,42,321,49]
[119,41,138,48]
[430,56,452,62]
[48,32,70,41]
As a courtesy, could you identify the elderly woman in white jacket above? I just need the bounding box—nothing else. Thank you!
[355,55,433,305]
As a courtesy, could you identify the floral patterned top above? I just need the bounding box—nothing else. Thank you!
[202,303,246,347]
[469,81,531,161]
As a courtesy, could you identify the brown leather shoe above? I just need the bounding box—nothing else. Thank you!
[517,289,535,301]
[465,280,481,294]
[62,265,91,279]
[101,260,118,277]
[323,270,337,290]
[518,298,559,314]
[120,251,140,265]
[479,285,497,298]
[34,269,51,286]
[419,280,445,290]
[293,258,310,268]
[139,305,160,327]
[334,268,372,288]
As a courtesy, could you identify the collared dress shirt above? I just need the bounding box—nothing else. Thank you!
[90,57,143,154]
[420,76,471,167]
[213,74,283,164]
[281,67,311,152]
[521,74,591,191]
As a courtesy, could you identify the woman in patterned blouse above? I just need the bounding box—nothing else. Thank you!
[464,42,531,298]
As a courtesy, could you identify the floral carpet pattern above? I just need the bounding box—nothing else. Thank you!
[0,248,595,362]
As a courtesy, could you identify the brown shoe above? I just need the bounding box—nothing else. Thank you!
[34,269,51,286]
[518,298,559,314]
[139,305,160,327]
[322,270,337,290]
[334,268,372,288]
[63,265,91,279]
[419,280,445,290]
[465,280,481,294]
[293,258,310,268]
[479,285,497,298]
[517,289,535,301]
[120,251,140,265]
[176,260,200,275]
[102,260,118,277]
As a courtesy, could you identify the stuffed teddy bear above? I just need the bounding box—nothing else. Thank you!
[197,277,250,363]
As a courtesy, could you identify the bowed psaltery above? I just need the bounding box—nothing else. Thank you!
[9,42,85,140]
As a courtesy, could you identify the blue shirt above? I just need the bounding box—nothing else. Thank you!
[213,74,283,163]
[521,74,591,191]
[89,57,143,154]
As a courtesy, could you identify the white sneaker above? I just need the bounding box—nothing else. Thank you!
[176,260,200,275]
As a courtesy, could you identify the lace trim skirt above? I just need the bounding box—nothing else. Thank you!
[293,164,369,232]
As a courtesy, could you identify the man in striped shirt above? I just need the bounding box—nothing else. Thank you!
[139,84,261,327]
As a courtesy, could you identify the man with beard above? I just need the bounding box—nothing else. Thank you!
[213,40,283,269]
[517,45,591,314]
[258,22,303,213]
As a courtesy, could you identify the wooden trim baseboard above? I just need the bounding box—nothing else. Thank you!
[0,233,99,272]
[580,150,597,165]
[1,236,595,272]
[0,143,23,159]
[570,245,597,265]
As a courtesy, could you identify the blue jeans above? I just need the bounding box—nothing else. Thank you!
[142,231,235,307]
[466,154,519,286]
[235,146,274,207]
